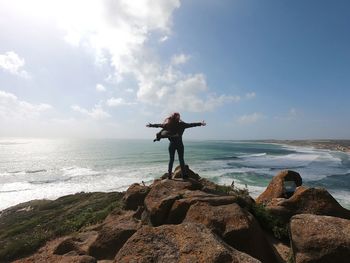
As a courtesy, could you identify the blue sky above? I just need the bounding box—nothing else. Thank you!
[0,0,349,139]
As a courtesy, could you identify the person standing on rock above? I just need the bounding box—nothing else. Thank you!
[146,112,206,179]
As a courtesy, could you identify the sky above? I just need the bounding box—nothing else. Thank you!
[0,0,349,140]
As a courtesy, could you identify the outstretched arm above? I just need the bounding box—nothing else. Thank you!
[183,121,206,129]
[146,123,164,128]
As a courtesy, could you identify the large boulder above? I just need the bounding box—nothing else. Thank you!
[144,179,201,226]
[256,170,302,204]
[184,202,277,263]
[172,165,201,180]
[122,183,150,210]
[167,190,240,224]
[88,210,139,259]
[290,214,350,263]
[115,223,261,263]
[266,187,350,222]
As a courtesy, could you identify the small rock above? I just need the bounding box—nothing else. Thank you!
[53,237,85,255]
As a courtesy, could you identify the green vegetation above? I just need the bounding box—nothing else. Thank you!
[0,192,123,262]
[215,184,250,197]
[250,203,289,240]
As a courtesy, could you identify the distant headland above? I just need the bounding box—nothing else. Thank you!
[257,140,350,153]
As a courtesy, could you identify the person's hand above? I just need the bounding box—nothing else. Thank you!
[201,121,206,126]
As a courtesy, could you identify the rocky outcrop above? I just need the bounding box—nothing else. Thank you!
[266,186,350,222]
[115,223,261,263]
[144,178,201,226]
[122,183,150,210]
[172,164,201,180]
[7,167,350,263]
[290,214,350,263]
[184,202,277,263]
[256,170,302,204]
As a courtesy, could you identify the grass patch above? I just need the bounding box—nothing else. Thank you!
[250,204,289,240]
[0,192,123,262]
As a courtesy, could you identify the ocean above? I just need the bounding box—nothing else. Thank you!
[1,138,350,211]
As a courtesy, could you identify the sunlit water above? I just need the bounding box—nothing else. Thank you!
[1,138,350,210]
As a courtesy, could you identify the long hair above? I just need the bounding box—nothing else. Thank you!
[163,112,181,131]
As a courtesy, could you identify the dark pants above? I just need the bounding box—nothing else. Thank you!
[168,140,187,177]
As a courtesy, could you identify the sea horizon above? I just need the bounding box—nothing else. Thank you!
[1,138,349,211]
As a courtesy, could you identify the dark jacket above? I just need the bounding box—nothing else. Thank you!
[149,121,202,142]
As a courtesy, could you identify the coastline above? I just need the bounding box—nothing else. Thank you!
[257,139,350,153]
[1,168,349,262]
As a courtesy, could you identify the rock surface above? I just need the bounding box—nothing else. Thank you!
[88,210,139,259]
[144,178,201,226]
[184,202,277,263]
[290,214,350,263]
[122,183,150,210]
[13,235,98,263]
[256,170,302,204]
[167,190,239,224]
[172,164,201,180]
[266,186,350,222]
[115,223,261,263]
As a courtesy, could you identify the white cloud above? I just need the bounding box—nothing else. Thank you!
[0,90,51,119]
[106,97,135,107]
[171,53,190,65]
[237,112,264,125]
[96,83,106,92]
[159,35,169,42]
[136,65,241,112]
[0,51,30,78]
[56,0,181,74]
[245,92,256,99]
[71,104,110,120]
[55,0,240,113]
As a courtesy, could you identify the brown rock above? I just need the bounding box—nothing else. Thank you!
[265,232,291,263]
[184,202,277,263]
[290,214,350,263]
[53,237,85,255]
[172,165,201,180]
[266,187,350,222]
[199,177,220,193]
[167,190,239,224]
[144,179,201,226]
[256,170,302,204]
[115,223,261,263]
[88,210,139,259]
[13,236,97,263]
[122,183,150,210]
